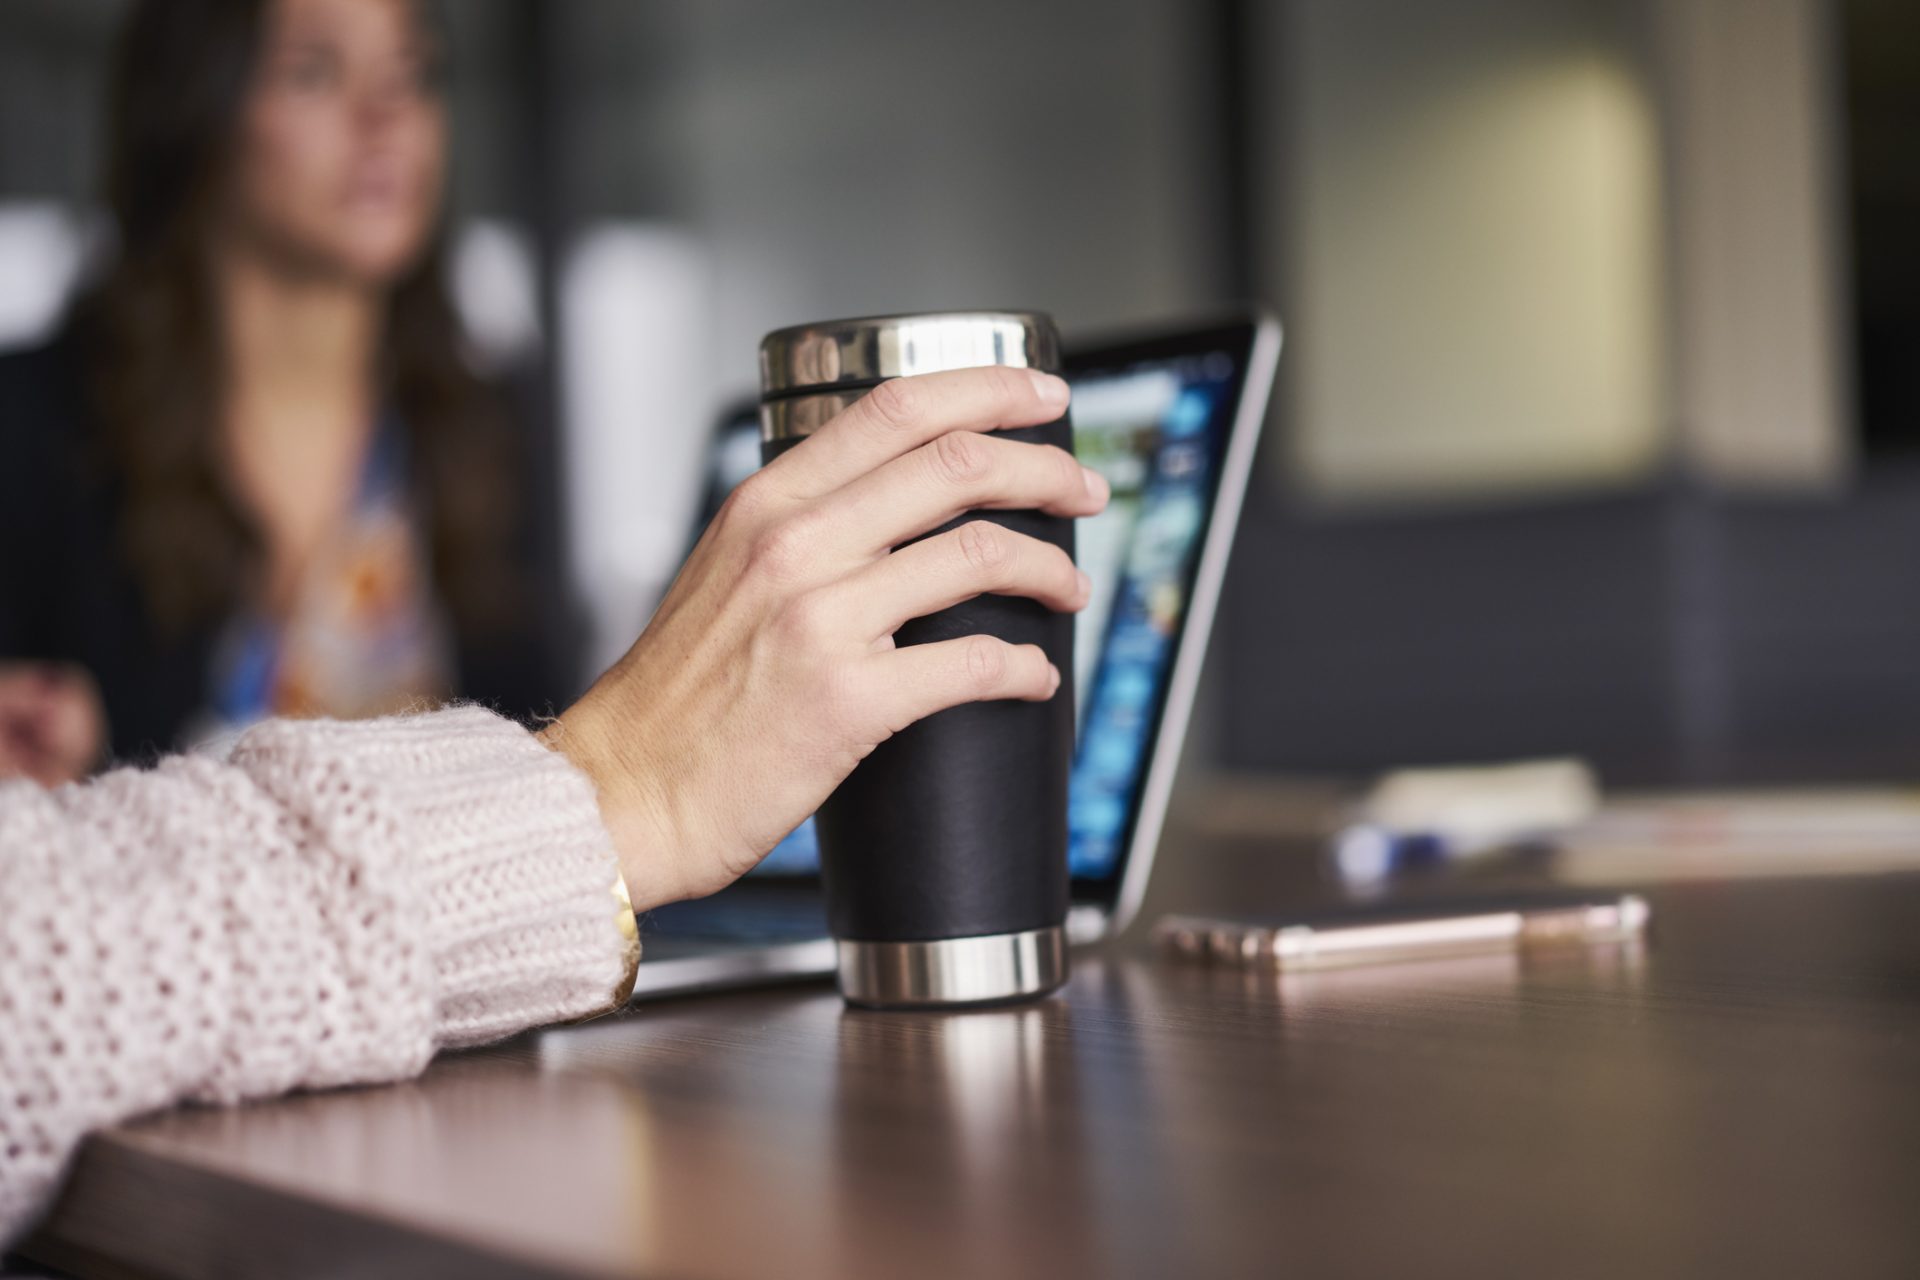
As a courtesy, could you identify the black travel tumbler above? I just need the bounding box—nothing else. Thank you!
[758,312,1075,1007]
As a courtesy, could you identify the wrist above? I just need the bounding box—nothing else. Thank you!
[539,699,693,910]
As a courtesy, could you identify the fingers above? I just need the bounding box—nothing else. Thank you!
[822,430,1109,557]
[828,521,1090,641]
[867,635,1061,731]
[765,365,1071,498]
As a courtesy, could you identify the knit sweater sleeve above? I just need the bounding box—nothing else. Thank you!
[0,704,637,1245]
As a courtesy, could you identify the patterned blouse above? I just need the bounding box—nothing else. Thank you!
[197,422,450,745]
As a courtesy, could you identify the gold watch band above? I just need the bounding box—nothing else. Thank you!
[609,868,641,1008]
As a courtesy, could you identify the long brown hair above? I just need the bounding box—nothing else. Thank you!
[72,0,518,639]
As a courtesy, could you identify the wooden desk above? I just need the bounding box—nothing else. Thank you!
[24,843,1920,1279]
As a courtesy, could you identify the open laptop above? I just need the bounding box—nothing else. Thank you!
[633,309,1282,997]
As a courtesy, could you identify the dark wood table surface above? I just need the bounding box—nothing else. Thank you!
[23,827,1920,1280]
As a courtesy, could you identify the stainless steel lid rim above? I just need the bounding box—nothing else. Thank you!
[760,310,1061,397]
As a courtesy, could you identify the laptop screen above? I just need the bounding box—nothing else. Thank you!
[690,326,1254,889]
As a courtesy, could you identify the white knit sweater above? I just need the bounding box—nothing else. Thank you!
[0,705,635,1245]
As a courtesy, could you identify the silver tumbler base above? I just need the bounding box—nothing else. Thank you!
[836,925,1069,1008]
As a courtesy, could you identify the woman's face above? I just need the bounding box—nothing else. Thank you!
[226,0,446,285]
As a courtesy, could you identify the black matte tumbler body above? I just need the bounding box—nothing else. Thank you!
[758,312,1074,1007]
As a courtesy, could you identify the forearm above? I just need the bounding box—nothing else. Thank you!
[0,705,636,1244]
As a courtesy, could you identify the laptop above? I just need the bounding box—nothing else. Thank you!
[632,309,1282,998]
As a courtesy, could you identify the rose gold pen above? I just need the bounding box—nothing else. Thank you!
[1153,895,1650,971]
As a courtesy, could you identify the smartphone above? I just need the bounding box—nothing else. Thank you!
[1153,892,1649,971]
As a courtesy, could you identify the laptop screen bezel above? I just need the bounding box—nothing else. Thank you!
[1059,315,1264,911]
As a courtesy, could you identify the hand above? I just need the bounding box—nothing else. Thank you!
[544,367,1107,909]
[0,662,107,787]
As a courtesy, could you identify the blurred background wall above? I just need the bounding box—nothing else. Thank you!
[2,0,1914,785]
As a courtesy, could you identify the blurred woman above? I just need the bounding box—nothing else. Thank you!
[0,0,570,775]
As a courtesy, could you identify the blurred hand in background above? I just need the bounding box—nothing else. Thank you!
[0,663,105,786]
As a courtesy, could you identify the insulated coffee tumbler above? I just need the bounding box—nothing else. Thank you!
[759,312,1075,1007]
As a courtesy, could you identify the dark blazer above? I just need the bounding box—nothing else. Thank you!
[0,331,582,763]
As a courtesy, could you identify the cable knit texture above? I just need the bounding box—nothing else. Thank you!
[0,705,633,1245]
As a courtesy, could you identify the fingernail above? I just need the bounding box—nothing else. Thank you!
[1081,466,1109,501]
[1033,371,1070,407]
[1049,664,1063,694]
[1075,568,1092,600]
